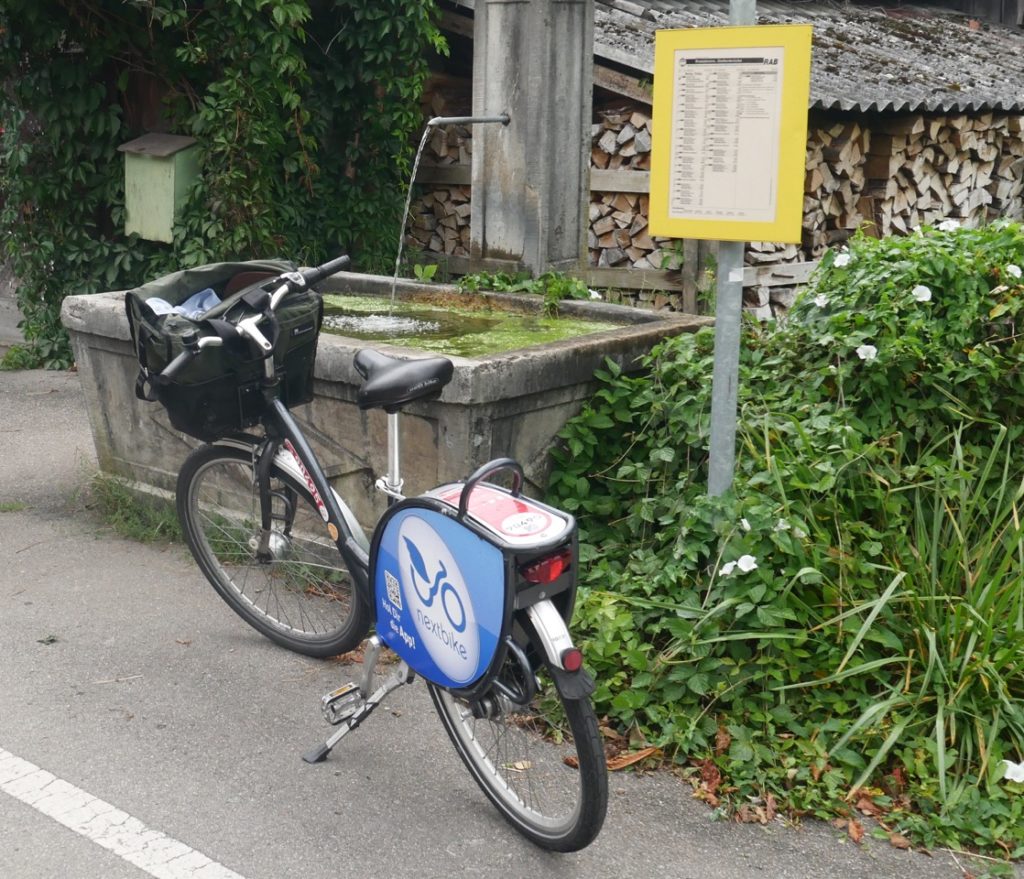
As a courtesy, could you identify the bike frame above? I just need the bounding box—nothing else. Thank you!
[214,395,587,697]
[217,397,373,591]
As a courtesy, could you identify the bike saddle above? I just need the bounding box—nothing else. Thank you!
[353,348,454,413]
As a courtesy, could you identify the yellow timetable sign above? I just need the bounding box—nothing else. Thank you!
[649,24,812,243]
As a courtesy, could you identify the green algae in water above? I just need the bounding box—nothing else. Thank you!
[321,294,618,358]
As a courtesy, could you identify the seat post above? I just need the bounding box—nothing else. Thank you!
[377,411,405,501]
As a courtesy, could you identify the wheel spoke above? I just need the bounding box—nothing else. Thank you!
[428,652,607,850]
[179,448,364,656]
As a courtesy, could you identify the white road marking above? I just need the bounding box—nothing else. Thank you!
[0,747,247,879]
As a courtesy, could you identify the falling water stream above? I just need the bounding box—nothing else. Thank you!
[388,114,510,311]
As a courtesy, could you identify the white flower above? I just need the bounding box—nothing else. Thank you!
[793,526,808,539]
[773,519,791,532]
[833,253,851,268]
[1003,760,1024,783]
[589,288,603,300]
[912,284,932,302]
[736,554,758,573]
[740,518,751,532]
[813,294,829,308]
[1007,265,1022,280]
[720,555,757,576]
[856,344,878,362]
[938,218,960,232]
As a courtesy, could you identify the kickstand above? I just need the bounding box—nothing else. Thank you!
[302,635,413,764]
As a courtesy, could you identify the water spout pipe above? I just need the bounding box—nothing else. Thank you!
[426,114,510,127]
[389,112,509,305]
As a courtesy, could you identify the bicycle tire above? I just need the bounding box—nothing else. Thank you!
[177,443,369,657]
[428,633,608,851]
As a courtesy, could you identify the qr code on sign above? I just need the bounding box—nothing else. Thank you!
[385,570,402,610]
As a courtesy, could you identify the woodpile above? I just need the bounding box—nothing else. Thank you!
[588,191,660,268]
[423,121,473,167]
[801,121,872,257]
[404,115,474,258]
[590,106,652,172]
[589,105,672,270]
[404,73,1024,289]
[404,184,472,258]
[405,73,475,259]
[802,114,1024,255]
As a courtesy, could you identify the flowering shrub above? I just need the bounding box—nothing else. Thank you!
[548,221,1024,860]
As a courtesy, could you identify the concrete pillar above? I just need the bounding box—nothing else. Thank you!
[471,0,593,274]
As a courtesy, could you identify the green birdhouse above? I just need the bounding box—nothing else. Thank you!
[118,134,199,244]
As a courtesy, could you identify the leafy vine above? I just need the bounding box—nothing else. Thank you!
[0,0,446,368]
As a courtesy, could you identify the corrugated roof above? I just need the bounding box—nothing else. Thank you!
[594,0,1024,113]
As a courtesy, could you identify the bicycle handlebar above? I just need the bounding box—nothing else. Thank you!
[155,253,350,385]
[300,253,351,288]
[270,254,350,310]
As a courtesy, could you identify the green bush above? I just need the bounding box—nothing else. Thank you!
[549,221,1024,859]
[0,1,445,368]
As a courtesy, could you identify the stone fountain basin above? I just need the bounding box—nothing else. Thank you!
[61,271,711,527]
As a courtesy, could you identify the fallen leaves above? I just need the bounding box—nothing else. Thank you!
[607,746,661,771]
[889,833,912,850]
[831,817,865,844]
[565,745,662,772]
[735,792,778,825]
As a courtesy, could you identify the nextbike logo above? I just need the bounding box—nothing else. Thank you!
[397,516,479,684]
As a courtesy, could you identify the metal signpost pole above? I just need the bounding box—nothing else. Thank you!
[707,0,758,498]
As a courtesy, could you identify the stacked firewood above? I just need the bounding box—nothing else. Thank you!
[589,105,673,269]
[405,77,1024,274]
[405,111,474,256]
[404,185,472,257]
[802,115,1024,254]
[590,107,653,171]
[423,121,473,166]
[589,192,664,268]
[801,122,872,257]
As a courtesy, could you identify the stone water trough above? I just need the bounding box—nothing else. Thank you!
[61,271,711,526]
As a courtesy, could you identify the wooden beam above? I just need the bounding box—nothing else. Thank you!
[596,42,652,75]
[408,253,527,276]
[593,64,653,105]
[415,165,472,186]
[741,261,818,288]
[591,169,649,193]
[407,252,820,297]
[439,7,474,39]
[574,267,680,291]
[417,166,652,194]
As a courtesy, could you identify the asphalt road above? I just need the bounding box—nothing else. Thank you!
[0,368,1019,879]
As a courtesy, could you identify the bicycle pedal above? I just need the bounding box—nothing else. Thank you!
[321,682,364,725]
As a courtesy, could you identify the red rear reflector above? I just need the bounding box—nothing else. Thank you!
[560,648,583,672]
[520,548,572,584]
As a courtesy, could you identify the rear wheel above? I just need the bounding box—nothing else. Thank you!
[428,635,608,851]
[177,443,369,657]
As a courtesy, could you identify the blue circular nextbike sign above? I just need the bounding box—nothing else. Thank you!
[373,507,505,688]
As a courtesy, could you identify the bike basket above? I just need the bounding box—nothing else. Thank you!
[125,260,323,442]
[369,486,577,697]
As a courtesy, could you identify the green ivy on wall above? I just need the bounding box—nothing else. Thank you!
[0,0,446,368]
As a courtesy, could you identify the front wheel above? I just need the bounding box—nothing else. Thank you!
[428,637,608,851]
[177,443,369,657]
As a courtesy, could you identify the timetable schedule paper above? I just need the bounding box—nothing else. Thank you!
[668,47,784,224]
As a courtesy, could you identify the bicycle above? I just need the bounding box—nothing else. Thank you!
[130,254,609,852]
